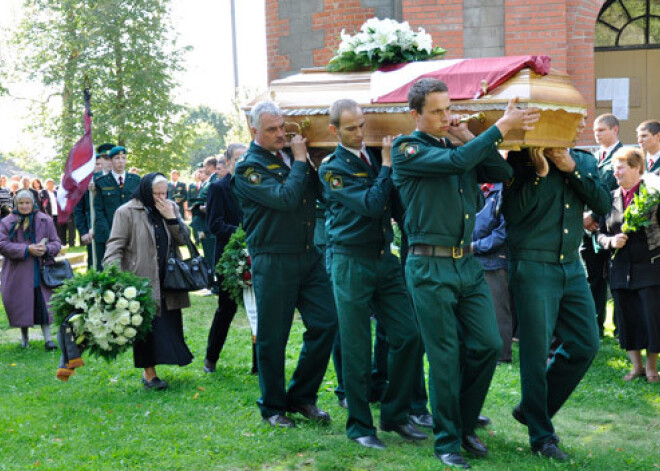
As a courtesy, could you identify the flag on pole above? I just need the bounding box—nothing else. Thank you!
[57,90,95,223]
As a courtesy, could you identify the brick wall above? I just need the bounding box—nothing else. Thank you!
[402,0,464,59]
[265,0,291,81]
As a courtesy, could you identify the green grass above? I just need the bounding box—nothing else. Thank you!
[0,297,658,470]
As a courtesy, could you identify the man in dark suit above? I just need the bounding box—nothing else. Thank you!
[637,120,660,173]
[167,170,187,216]
[203,143,248,373]
[582,114,623,336]
[93,146,141,270]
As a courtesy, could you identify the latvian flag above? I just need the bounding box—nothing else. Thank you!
[57,91,95,223]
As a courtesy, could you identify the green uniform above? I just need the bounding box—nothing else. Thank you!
[502,148,611,447]
[93,172,141,270]
[231,142,338,419]
[168,180,187,216]
[191,174,217,275]
[188,182,201,243]
[320,144,422,439]
[392,126,511,454]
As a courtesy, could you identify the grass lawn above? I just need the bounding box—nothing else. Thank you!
[1,295,659,470]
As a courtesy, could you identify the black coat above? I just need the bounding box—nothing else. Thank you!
[206,173,242,265]
[597,186,660,290]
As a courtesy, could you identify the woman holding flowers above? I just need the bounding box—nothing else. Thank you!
[596,148,660,383]
[0,190,61,350]
[104,173,193,389]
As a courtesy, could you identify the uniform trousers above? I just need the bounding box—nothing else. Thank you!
[509,259,599,446]
[406,254,500,454]
[332,252,422,439]
[252,250,337,418]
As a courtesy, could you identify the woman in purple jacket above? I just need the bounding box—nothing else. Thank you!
[0,190,61,350]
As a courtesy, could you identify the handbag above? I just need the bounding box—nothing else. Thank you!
[162,227,213,292]
[41,256,74,289]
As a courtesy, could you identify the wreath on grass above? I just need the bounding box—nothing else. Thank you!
[216,226,252,305]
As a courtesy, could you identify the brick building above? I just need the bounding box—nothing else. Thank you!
[265,0,660,145]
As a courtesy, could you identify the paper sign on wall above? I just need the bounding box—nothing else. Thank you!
[596,78,630,120]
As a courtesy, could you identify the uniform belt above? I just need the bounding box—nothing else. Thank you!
[408,244,472,259]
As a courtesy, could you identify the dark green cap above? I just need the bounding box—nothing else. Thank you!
[109,146,128,158]
[96,143,115,157]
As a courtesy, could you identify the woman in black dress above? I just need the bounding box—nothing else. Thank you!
[103,173,193,389]
[597,147,660,383]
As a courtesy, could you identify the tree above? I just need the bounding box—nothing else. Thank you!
[10,0,190,174]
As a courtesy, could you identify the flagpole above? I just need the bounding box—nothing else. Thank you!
[90,188,97,270]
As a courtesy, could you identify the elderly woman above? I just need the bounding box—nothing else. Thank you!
[0,190,61,350]
[103,172,193,389]
[596,147,660,383]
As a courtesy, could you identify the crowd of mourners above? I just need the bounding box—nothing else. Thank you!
[2,77,660,468]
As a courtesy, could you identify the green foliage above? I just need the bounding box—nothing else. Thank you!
[621,183,660,233]
[216,226,250,305]
[9,0,190,174]
[50,264,157,361]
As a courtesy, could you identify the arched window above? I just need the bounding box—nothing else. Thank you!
[595,0,660,49]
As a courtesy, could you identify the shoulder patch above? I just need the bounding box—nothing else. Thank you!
[248,172,262,185]
[329,175,343,190]
[323,170,332,182]
[404,144,419,158]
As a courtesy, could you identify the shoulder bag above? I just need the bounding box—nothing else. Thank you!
[41,255,74,289]
[162,226,213,292]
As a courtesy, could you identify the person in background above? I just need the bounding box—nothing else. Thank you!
[637,120,660,173]
[31,178,49,213]
[9,181,20,198]
[103,173,193,389]
[167,170,188,217]
[43,178,58,222]
[0,175,8,191]
[0,176,12,216]
[21,176,39,205]
[191,156,218,292]
[0,190,61,350]
[596,147,660,383]
[472,181,512,364]
[187,167,203,223]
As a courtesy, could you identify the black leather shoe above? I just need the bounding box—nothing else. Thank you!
[352,435,386,449]
[141,376,168,390]
[531,441,568,461]
[475,415,491,428]
[287,404,331,423]
[409,413,433,428]
[380,422,427,441]
[512,405,560,443]
[462,434,488,457]
[264,414,295,428]
[44,340,58,351]
[338,397,348,409]
[203,358,216,374]
[434,452,470,469]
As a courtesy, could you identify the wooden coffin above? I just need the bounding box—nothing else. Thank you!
[245,61,587,150]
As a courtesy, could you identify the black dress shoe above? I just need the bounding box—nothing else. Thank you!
[475,415,491,428]
[352,435,386,449]
[531,441,568,461]
[380,422,427,441]
[434,452,470,469]
[512,405,560,443]
[44,340,58,351]
[462,434,488,457]
[409,413,433,428]
[338,397,348,409]
[287,404,331,423]
[141,376,168,390]
[203,358,216,374]
[264,414,295,428]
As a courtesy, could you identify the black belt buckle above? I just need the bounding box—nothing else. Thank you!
[452,247,463,259]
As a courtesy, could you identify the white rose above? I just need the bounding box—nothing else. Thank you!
[123,286,137,299]
[103,290,116,304]
[118,312,131,325]
[123,327,137,339]
[116,297,129,309]
[114,335,128,345]
[131,315,143,326]
[113,324,124,334]
[128,300,141,314]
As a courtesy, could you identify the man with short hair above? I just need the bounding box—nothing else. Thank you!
[191,156,218,290]
[93,146,140,270]
[203,143,249,373]
[232,101,338,428]
[637,120,660,173]
[320,98,426,449]
[168,170,187,217]
[392,78,539,468]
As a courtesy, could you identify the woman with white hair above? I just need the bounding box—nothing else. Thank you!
[0,190,61,349]
[103,172,193,389]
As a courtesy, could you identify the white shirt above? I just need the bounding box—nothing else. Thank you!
[597,141,620,161]
[647,150,660,170]
[111,170,127,186]
[47,190,58,216]
[340,144,371,165]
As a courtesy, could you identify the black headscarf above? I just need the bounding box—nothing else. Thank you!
[132,172,166,210]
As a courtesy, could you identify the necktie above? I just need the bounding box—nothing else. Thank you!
[118,176,123,189]
[649,159,654,171]
[601,151,606,162]
[360,152,371,167]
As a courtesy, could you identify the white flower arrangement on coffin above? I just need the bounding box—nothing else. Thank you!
[50,265,157,361]
[328,17,445,72]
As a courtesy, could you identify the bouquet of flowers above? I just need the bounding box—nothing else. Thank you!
[216,226,252,305]
[327,17,445,72]
[50,264,157,361]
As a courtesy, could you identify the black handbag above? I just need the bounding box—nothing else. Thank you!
[41,256,74,289]
[162,230,213,292]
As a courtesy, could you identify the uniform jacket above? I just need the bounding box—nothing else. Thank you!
[231,141,319,255]
[596,185,660,290]
[392,126,512,248]
[472,183,508,271]
[206,173,242,264]
[103,198,191,314]
[187,181,201,205]
[596,141,622,196]
[168,180,187,214]
[93,172,141,243]
[0,212,61,327]
[503,148,611,264]
[319,145,395,256]
[190,174,217,233]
